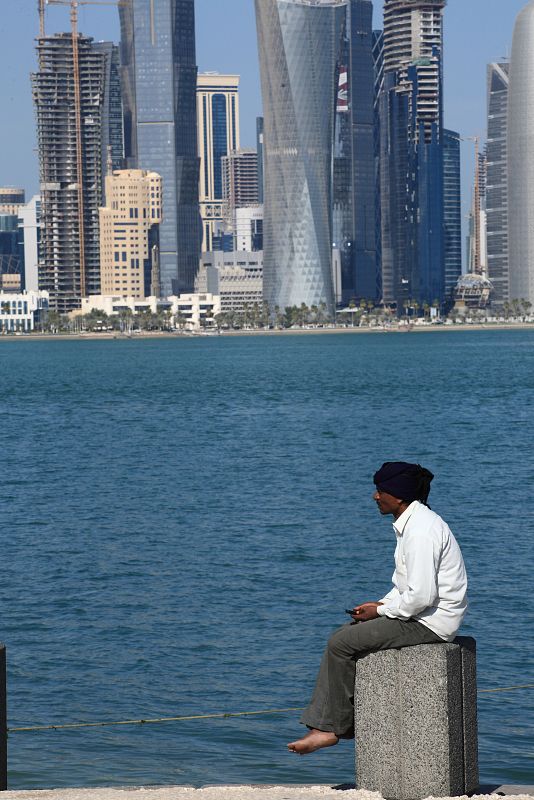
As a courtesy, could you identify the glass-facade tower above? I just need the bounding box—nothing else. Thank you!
[442,129,462,300]
[94,42,124,181]
[379,0,446,309]
[334,0,377,306]
[255,0,346,316]
[120,0,200,296]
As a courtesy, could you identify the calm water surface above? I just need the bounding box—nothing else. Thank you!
[0,330,533,789]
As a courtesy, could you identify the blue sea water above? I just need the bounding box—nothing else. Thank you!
[0,329,533,790]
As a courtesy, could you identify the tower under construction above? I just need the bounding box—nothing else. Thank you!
[32,33,122,313]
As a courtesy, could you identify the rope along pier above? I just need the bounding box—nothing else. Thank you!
[8,684,534,734]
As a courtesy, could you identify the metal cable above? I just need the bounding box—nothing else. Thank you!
[7,684,534,734]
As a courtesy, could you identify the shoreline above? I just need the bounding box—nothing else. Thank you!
[1,785,533,800]
[0,323,533,342]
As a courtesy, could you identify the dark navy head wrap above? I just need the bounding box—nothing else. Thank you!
[373,462,434,505]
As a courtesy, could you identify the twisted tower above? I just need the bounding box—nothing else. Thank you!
[255,0,346,315]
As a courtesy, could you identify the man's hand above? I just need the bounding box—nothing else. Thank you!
[350,602,383,622]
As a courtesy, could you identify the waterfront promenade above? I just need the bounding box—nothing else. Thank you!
[0,321,534,341]
[2,787,534,800]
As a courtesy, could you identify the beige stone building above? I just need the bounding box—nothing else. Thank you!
[99,170,162,299]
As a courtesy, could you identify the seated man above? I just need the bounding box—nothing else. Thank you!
[288,461,468,755]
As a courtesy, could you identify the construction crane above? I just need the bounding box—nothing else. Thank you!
[38,0,126,299]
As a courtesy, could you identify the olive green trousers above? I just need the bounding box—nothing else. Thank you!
[300,616,443,737]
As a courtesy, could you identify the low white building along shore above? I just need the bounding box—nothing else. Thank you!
[197,250,263,313]
[75,293,220,331]
[0,290,49,333]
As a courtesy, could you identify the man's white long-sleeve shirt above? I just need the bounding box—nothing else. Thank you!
[376,501,467,641]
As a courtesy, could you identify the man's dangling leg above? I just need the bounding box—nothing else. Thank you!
[288,617,443,754]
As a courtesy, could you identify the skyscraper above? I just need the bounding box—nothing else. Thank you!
[334,0,377,306]
[32,34,122,312]
[255,0,346,316]
[373,29,384,298]
[196,73,240,251]
[379,0,446,309]
[486,62,509,307]
[508,1,534,305]
[466,147,487,276]
[119,0,200,295]
[94,42,124,177]
[442,129,462,299]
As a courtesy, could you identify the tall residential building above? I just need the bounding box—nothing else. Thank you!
[32,34,122,313]
[486,62,509,307]
[119,0,200,295]
[334,0,377,305]
[442,130,462,299]
[99,169,162,299]
[197,73,240,251]
[379,0,446,309]
[256,117,264,204]
[255,0,346,316]
[222,148,259,228]
[466,149,488,276]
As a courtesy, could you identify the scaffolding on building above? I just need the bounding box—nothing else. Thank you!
[34,0,125,312]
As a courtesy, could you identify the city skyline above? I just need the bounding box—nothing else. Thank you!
[0,0,531,272]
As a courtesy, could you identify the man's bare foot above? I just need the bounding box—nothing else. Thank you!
[287,729,339,755]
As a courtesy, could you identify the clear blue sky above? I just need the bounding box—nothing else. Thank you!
[0,0,529,256]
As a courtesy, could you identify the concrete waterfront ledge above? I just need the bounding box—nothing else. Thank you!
[2,787,534,800]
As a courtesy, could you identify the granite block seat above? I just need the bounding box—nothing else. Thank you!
[354,636,478,800]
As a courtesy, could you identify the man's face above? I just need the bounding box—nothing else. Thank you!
[373,489,404,516]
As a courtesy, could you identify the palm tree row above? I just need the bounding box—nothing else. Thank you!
[502,298,533,320]
[31,295,534,336]
[41,308,175,334]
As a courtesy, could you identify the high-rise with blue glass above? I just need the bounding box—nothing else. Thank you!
[379,0,446,310]
[442,129,462,300]
[334,0,378,306]
[119,0,200,296]
[255,0,346,316]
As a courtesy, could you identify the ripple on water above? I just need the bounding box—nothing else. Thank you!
[0,331,533,788]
